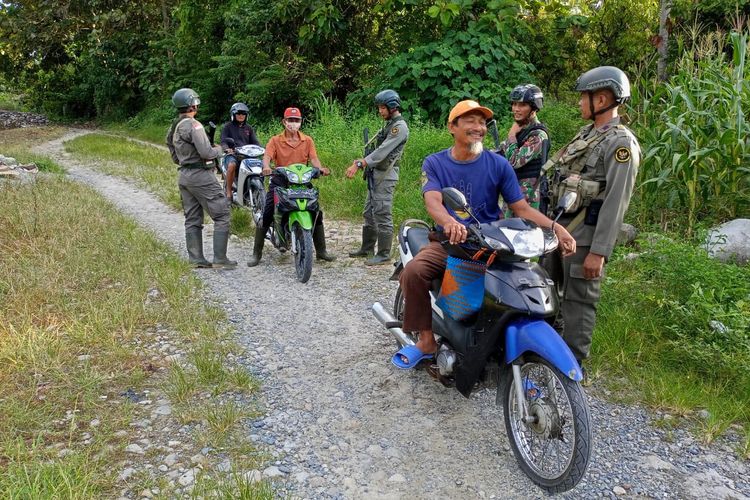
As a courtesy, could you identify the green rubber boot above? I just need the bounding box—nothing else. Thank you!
[348,226,377,258]
[365,230,393,266]
[185,229,212,268]
[212,230,237,269]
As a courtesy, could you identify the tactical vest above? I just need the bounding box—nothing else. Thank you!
[543,125,623,216]
[513,122,550,179]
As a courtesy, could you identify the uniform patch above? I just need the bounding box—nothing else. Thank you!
[420,171,428,187]
[391,126,399,135]
[193,121,202,130]
[615,147,631,163]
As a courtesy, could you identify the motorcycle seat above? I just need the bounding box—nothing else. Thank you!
[406,226,430,255]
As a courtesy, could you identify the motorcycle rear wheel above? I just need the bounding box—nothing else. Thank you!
[501,355,591,493]
[293,223,313,283]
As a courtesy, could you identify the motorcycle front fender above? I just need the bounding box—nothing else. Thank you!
[287,210,313,230]
[504,318,582,381]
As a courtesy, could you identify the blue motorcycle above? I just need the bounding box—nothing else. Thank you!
[372,188,591,493]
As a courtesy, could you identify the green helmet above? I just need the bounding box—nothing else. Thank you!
[172,88,201,110]
[374,89,401,111]
[574,66,630,104]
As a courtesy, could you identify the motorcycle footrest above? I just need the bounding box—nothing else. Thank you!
[384,320,403,329]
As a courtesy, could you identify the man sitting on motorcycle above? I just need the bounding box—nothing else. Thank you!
[395,100,576,367]
[247,107,336,266]
[220,102,260,200]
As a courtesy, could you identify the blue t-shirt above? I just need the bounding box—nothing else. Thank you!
[422,148,523,225]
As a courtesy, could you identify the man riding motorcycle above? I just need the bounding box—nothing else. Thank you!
[220,102,260,200]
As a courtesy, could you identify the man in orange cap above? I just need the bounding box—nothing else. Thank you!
[247,107,335,266]
[393,100,576,368]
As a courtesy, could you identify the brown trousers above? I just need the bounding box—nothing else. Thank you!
[399,241,448,332]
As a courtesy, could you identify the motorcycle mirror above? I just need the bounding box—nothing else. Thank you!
[441,187,469,212]
[224,137,236,148]
[558,192,577,212]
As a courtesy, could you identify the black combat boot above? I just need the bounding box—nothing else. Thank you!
[212,229,237,269]
[246,227,266,267]
[365,230,393,266]
[313,223,336,262]
[348,226,377,258]
[185,229,212,268]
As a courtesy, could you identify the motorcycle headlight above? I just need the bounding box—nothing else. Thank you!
[300,170,314,183]
[285,171,300,183]
[484,236,510,252]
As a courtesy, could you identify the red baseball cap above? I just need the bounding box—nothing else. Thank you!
[284,107,302,119]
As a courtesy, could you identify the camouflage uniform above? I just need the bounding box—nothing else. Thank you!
[544,116,640,360]
[499,117,549,216]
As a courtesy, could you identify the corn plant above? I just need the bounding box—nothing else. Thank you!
[636,30,750,235]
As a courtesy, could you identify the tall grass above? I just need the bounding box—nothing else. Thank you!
[634,30,750,235]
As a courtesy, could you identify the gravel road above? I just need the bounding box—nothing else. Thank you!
[34,131,749,499]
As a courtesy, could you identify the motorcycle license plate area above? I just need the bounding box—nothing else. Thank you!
[275,187,319,214]
[241,158,262,175]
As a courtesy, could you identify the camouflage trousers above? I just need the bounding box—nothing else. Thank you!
[503,176,540,218]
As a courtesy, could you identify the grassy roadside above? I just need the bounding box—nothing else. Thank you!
[0,130,272,497]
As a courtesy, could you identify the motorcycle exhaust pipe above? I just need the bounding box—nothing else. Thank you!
[371,302,415,347]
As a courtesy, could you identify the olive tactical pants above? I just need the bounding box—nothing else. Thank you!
[544,245,602,361]
[363,178,396,234]
[178,168,231,232]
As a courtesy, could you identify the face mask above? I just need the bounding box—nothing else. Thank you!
[285,121,301,132]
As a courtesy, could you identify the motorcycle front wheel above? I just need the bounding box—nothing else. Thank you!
[249,181,266,226]
[292,223,313,283]
[500,355,591,493]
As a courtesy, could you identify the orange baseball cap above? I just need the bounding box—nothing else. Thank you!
[284,107,302,119]
[448,100,493,123]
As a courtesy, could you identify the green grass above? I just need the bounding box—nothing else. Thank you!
[0,129,270,496]
[595,234,750,444]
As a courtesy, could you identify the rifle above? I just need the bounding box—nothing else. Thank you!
[487,119,501,154]
[363,127,375,191]
[207,121,220,173]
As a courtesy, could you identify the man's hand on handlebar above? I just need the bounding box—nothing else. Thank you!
[262,166,272,176]
[444,220,468,245]
[553,224,576,257]
[318,166,331,176]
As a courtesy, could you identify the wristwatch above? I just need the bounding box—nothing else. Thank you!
[356,160,364,169]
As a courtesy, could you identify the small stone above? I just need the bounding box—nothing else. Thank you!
[57,448,73,458]
[139,489,153,498]
[164,453,179,466]
[294,471,309,483]
[216,459,231,472]
[263,465,284,477]
[613,486,627,496]
[114,430,128,438]
[77,354,92,362]
[388,473,406,483]
[90,419,101,428]
[119,467,136,481]
[178,469,196,486]
[153,405,172,416]
[190,453,206,465]
[158,465,168,472]
[242,470,262,483]
[125,444,145,455]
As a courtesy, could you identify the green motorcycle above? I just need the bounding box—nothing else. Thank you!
[268,163,322,283]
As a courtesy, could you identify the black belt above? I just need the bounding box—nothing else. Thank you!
[179,162,210,169]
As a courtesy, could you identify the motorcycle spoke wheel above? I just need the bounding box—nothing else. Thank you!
[250,184,265,227]
[293,224,313,283]
[501,356,591,493]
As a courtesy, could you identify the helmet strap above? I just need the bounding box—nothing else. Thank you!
[588,92,618,119]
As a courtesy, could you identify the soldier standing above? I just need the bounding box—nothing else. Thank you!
[543,66,641,368]
[497,84,550,215]
[345,89,409,265]
[166,88,237,269]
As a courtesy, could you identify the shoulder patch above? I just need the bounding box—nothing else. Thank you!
[420,170,428,187]
[192,121,203,130]
[391,126,399,135]
[615,147,631,163]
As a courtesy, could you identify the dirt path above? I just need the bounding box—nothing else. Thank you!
[33,130,749,499]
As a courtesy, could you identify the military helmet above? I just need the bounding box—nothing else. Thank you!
[509,84,544,111]
[374,89,401,111]
[574,66,631,103]
[172,88,200,110]
[230,102,249,121]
